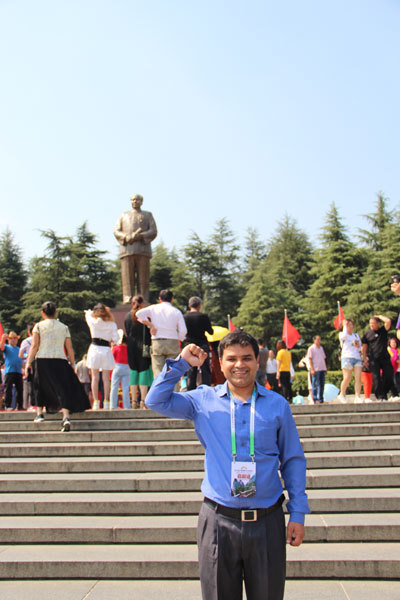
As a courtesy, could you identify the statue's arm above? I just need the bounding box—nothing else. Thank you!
[114,216,128,245]
[141,212,158,243]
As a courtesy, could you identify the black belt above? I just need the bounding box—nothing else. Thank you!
[204,493,285,522]
[91,338,110,347]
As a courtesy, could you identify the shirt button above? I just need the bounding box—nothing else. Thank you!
[241,442,245,446]
[242,420,246,424]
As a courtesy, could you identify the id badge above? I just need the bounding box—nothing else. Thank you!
[231,461,256,497]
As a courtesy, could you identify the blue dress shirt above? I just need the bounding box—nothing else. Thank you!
[146,357,310,524]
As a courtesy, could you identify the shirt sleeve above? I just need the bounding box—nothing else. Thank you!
[33,323,40,335]
[145,356,197,420]
[177,312,188,342]
[111,323,119,343]
[65,325,71,338]
[136,307,151,323]
[278,401,310,524]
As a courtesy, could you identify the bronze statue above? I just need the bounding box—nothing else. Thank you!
[114,195,157,303]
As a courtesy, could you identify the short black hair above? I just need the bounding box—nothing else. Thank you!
[27,322,35,334]
[159,289,173,302]
[218,331,259,359]
[41,301,56,317]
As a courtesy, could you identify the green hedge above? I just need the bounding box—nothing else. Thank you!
[292,370,352,397]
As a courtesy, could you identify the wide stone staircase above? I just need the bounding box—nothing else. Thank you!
[0,402,399,580]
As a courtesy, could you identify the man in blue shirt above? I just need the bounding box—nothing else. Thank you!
[146,330,309,600]
[0,331,23,410]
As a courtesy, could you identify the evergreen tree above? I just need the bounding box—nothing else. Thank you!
[149,242,176,303]
[302,204,366,367]
[236,216,314,345]
[206,219,241,324]
[0,229,27,332]
[241,227,267,287]
[346,217,400,332]
[358,192,392,251]
[21,224,118,358]
[181,233,218,300]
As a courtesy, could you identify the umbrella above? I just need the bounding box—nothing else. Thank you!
[206,326,230,342]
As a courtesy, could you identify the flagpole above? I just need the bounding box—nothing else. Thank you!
[227,314,230,330]
[284,309,287,342]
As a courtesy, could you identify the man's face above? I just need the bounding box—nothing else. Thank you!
[369,318,380,331]
[219,344,258,390]
[314,336,321,347]
[8,336,18,346]
[131,196,143,210]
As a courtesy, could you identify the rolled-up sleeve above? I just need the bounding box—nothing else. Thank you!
[145,357,195,420]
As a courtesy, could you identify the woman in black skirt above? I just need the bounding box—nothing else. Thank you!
[25,301,90,431]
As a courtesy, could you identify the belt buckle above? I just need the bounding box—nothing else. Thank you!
[241,509,257,522]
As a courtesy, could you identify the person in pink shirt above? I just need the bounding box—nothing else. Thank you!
[110,331,131,409]
[306,335,327,404]
[387,337,400,400]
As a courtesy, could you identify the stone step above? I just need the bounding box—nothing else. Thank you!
[0,513,399,544]
[0,489,399,515]
[0,542,398,579]
[1,400,399,422]
[0,450,399,473]
[0,467,399,493]
[0,441,204,457]
[0,429,198,443]
[1,418,399,437]
[2,408,399,426]
[2,431,400,453]
[294,411,400,425]
[1,579,400,600]
[0,418,194,432]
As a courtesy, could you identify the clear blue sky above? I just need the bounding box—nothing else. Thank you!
[1,0,399,263]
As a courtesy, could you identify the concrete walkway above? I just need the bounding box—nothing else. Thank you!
[1,579,399,600]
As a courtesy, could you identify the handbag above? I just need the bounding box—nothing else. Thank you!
[142,324,151,358]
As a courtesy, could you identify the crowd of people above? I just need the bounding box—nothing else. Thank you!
[1,286,400,428]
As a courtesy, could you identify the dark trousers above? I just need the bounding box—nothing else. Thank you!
[266,373,279,392]
[312,370,325,402]
[370,358,393,400]
[186,345,211,390]
[278,371,292,403]
[197,501,286,600]
[4,372,23,409]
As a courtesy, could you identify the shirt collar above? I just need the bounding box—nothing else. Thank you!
[217,380,268,401]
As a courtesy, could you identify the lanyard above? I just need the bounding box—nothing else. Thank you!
[229,388,256,462]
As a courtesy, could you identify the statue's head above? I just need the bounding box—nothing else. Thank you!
[131,194,143,209]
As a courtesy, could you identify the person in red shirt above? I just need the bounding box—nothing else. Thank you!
[110,331,130,409]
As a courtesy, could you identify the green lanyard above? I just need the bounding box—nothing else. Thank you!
[229,388,256,462]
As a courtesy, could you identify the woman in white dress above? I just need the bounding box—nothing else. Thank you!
[85,304,119,410]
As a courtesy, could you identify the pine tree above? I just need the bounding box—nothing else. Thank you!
[302,204,366,367]
[346,218,400,332]
[242,227,267,287]
[149,243,183,304]
[20,224,118,358]
[0,229,27,332]
[206,219,241,324]
[358,192,392,251]
[236,216,314,345]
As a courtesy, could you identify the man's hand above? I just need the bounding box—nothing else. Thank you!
[286,521,305,547]
[181,344,208,367]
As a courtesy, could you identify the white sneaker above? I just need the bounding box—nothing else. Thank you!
[103,401,110,410]
[337,394,346,403]
[92,400,99,410]
[354,396,363,403]
[364,397,372,403]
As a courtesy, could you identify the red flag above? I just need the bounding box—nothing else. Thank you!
[228,319,237,332]
[282,314,300,349]
[334,305,345,330]
[0,322,3,338]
